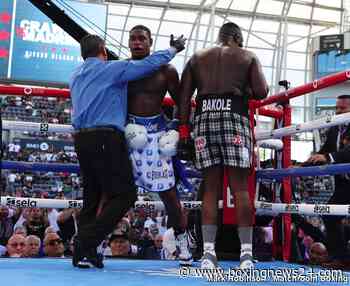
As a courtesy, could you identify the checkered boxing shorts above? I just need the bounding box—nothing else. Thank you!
[193,95,252,170]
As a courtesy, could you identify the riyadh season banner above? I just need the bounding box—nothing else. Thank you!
[3,0,107,84]
[0,0,14,78]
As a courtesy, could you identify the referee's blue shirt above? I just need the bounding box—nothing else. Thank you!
[69,48,176,131]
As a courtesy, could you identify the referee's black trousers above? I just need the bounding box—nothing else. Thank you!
[74,128,137,249]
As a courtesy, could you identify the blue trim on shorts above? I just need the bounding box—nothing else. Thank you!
[128,114,166,133]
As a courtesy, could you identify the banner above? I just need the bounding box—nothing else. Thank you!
[319,34,344,52]
[9,0,107,84]
[0,0,13,78]
[14,137,74,152]
[314,50,350,79]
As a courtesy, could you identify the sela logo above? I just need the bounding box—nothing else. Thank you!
[260,202,273,210]
[135,202,156,211]
[314,205,330,214]
[68,200,83,209]
[183,202,201,210]
[6,197,37,208]
[285,204,299,213]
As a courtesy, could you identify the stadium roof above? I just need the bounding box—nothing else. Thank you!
[77,0,349,122]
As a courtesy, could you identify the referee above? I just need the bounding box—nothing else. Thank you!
[70,34,185,268]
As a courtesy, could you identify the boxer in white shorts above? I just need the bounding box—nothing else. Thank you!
[125,25,192,266]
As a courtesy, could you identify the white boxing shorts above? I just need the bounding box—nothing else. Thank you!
[128,114,176,192]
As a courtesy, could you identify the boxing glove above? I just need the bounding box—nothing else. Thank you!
[177,124,195,161]
[159,130,179,157]
[125,123,148,150]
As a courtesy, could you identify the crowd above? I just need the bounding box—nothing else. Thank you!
[0,204,198,260]
[1,148,349,270]
[2,146,80,200]
[0,200,277,264]
[1,95,71,125]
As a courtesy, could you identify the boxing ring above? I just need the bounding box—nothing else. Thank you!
[1,70,350,284]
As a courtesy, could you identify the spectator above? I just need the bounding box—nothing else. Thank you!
[43,232,64,257]
[144,211,158,230]
[132,209,146,231]
[24,208,49,240]
[309,242,328,265]
[305,94,350,266]
[156,211,167,235]
[138,227,154,253]
[24,235,41,257]
[162,228,178,260]
[57,208,80,247]
[44,226,57,236]
[0,206,14,246]
[13,208,31,231]
[7,172,16,193]
[107,232,138,257]
[144,234,164,259]
[253,227,272,261]
[302,235,314,264]
[14,226,27,237]
[66,236,75,257]
[0,245,6,257]
[6,234,26,257]
[147,223,159,238]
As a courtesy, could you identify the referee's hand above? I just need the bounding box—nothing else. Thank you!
[170,35,186,53]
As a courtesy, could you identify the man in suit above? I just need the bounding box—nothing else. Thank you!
[305,94,350,267]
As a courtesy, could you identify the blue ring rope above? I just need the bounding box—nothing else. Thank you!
[2,160,79,173]
[1,160,202,179]
[256,163,350,180]
[5,160,350,182]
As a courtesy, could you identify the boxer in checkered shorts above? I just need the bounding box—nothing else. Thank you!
[178,22,269,270]
[193,94,252,170]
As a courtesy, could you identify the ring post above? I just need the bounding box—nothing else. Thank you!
[281,102,292,262]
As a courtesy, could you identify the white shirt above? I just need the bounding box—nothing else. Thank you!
[8,173,16,183]
[144,218,157,230]
[8,143,15,152]
[48,209,60,232]
[14,144,21,153]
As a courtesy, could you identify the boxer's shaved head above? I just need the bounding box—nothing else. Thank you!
[219,22,243,47]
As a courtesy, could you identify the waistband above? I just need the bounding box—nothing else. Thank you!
[195,93,248,116]
[128,114,166,133]
[75,125,120,134]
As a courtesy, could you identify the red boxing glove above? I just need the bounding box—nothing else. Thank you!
[177,124,194,161]
[178,124,190,140]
